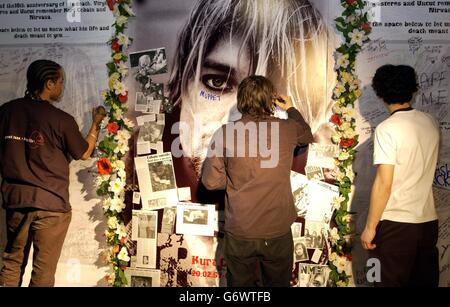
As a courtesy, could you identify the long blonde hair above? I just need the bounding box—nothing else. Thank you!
[168,0,334,132]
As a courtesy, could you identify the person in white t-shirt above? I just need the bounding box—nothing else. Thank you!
[360,64,440,287]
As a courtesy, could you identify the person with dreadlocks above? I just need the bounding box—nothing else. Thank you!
[0,59,106,287]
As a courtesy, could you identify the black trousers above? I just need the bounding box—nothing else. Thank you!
[224,231,293,287]
[370,219,439,287]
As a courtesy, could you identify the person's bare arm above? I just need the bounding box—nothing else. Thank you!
[81,106,106,160]
[361,164,394,250]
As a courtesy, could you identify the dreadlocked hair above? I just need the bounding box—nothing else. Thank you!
[25,59,61,100]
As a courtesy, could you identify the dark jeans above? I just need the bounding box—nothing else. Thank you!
[0,208,71,287]
[370,219,439,287]
[224,231,293,287]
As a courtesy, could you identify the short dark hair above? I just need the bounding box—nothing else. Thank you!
[25,59,62,100]
[372,64,418,104]
[237,75,275,117]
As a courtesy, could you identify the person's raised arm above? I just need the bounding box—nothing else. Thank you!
[274,95,314,145]
[81,106,106,160]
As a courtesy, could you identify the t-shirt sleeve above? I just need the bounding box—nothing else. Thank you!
[62,116,88,160]
[373,125,396,165]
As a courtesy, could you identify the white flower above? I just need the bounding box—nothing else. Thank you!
[342,214,352,223]
[116,16,128,27]
[338,151,350,161]
[333,104,342,114]
[330,227,340,245]
[101,90,108,100]
[95,174,110,188]
[117,62,129,77]
[341,106,355,122]
[333,82,346,98]
[115,223,127,239]
[333,195,346,210]
[108,73,120,90]
[117,246,130,262]
[123,118,135,129]
[117,168,127,180]
[122,4,135,16]
[114,142,129,155]
[342,127,357,139]
[329,252,338,262]
[113,160,125,170]
[100,116,110,129]
[346,14,357,24]
[102,198,112,211]
[345,166,355,181]
[335,256,349,274]
[115,129,131,143]
[107,216,119,230]
[348,29,366,46]
[340,71,355,86]
[332,132,342,144]
[335,52,350,69]
[110,198,125,213]
[117,33,130,47]
[114,108,123,120]
[339,122,351,131]
[335,168,346,182]
[113,80,127,96]
[109,178,124,195]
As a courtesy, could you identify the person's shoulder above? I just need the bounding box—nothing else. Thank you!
[1,97,29,109]
[48,105,77,122]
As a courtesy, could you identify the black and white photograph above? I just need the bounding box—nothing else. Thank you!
[306,143,339,170]
[135,153,179,211]
[138,122,164,144]
[293,238,309,262]
[292,184,308,217]
[130,47,167,75]
[148,160,176,192]
[291,222,303,239]
[183,208,208,225]
[305,165,325,181]
[138,213,157,239]
[304,221,328,249]
[305,180,338,223]
[161,207,176,234]
[126,268,161,288]
[176,203,215,236]
[135,91,148,112]
[298,264,330,287]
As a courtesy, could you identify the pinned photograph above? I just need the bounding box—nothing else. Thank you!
[291,222,303,239]
[305,165,324,181]
[148,159,176,192]
[176,203,215,236]
[161,206,176,234]
[135,91,148,112]
[304,220,328,249]
[293,238,309,262]
[135,153,178,211]
[132,209,158,269]
[290,172,309,217]
[307,143,339,170]
[130,47,167,75]
[298,264,330,287]
[126,268,161,287]
[138,213,157,239]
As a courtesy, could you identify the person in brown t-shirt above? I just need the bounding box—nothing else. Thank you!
[0,59,106,287]
[202,75,313,286]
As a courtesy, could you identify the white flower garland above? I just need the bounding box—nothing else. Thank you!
[95,0,135,287]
